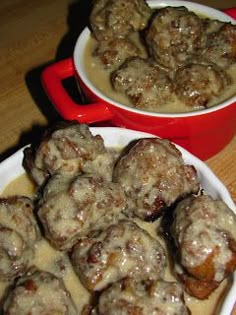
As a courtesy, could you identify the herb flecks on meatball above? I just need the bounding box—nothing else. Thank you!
[71,220,166,291]
[170,195,236,299]
[38,173,126,251]
[201,23,236,69]
[113,138,200,221]
[173,62,230,108]
[112,57,175,111]
[3,268,77,315]
[90,0,152,41]
[23,122,115,186]
[145,6,205,69]
[0,196,40,281]
[93,277,190,315]
[93,37,142,70]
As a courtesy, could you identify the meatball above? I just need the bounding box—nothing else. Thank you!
[113,138,200,221]
[93,277,190,315]
[23,122,114,186]
[71,220,166,291]
[38,173,126,251]
[90,0,152,41]
[93,37,142,70]
[170,195,236,299]
[3,268,77,315]
[145,6,204,69]
[173,62,230,108]
[81,147,119,182]
[0,196,40,281]
[201,23,236,68]
[111,57,175,111]
[202,18,224,35]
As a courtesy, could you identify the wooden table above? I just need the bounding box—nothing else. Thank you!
[0,1,236,314]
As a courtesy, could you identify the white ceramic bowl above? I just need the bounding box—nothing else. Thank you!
[0,127,235,314]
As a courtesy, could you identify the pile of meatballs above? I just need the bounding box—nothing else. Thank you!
[0,121,236,314]
[89,0,236,111]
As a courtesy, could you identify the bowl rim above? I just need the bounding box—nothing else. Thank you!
[73,0,236,118]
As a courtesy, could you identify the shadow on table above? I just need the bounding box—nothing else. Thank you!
[56,0,92,60]
[0,125,46,163]
[0,1,89,157]
[25,0,92,116]
[0,0,92,162]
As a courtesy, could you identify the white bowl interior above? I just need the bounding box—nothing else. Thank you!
[73,0,236,118]
[0,127,235,314]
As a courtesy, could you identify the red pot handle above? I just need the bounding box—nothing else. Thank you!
[41,58,114,123]
[223,7,236,19]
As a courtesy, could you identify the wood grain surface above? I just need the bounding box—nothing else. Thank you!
[0,1,235,313]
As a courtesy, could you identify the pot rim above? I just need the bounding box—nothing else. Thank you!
[73,0,236,118]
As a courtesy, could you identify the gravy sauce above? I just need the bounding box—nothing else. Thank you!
[83,35,236,113]
[0,173,232,314]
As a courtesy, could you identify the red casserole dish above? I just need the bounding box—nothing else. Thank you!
[41,1,236,160]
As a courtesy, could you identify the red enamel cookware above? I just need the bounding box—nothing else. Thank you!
[41,1,236,160]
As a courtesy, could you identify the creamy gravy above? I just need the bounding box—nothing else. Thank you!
[83,35,236,113]
[0,173,232,314]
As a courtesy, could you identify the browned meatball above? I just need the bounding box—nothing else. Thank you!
[71,220,166,291]
[3,268,77,315]
[173,62,230,108]
[170,195,236,299]
[145,7,204,69]
[93,37,142,70]
[90,0,152,41]
[92,277,190,315]
[201,23,236,68]
[113,138,200,221]
[202,18,224,35]
[111,57,175,111]
[38,173,126,251]
[0,196,40,281]
[23,122,116,186]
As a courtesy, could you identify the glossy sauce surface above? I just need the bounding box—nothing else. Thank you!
[83,34,236,113]
[0,173,231,314]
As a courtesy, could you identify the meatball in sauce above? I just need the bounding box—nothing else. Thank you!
[170,194,236,299]
[113,138,200,221]
[1,122,236,315]
[145,6,205,70]
[93,38,142,70]
[112,57,175,111]
[173,62,230,108]
[3,268,77,315]
[38,173,126,251]
[89,0,152,41]
[71,220,166,291]
[201,23,236,69]
[0,196,40,281]
[84,2,236,113]
[23,122,116,185]
[91,277,190,315]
